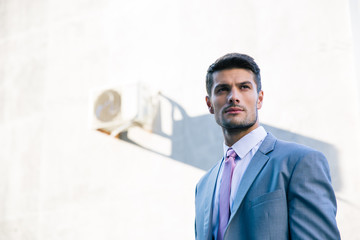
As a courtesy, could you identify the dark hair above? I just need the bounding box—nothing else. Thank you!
[206,53,261,96]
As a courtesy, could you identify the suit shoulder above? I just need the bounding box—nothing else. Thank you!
[268,137,330,172]
[274,138,325,158]
[270,140,329,175]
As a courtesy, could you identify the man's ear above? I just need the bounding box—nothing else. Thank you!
[257,90,264,109]
[206,96,214,114]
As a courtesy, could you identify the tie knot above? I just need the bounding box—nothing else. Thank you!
[226,148,237,159]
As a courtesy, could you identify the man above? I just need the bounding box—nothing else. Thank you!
[195,53,340,240]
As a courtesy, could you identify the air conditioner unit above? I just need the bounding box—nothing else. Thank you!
[89,82,159,136]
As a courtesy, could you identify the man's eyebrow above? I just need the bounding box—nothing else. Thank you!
[238,81,253,85]
[214,83,230,88]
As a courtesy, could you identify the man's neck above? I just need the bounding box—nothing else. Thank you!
[223,123,260,146]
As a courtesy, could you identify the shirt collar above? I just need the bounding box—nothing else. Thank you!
[223,126,267,159]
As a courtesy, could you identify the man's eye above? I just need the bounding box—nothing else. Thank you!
[241,85,250,89]
[217,88,227,93]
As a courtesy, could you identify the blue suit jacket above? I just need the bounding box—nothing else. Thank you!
[195,133,340,240]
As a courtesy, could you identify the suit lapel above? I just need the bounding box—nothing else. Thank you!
[203,159,222,240]
[228,133,277,223]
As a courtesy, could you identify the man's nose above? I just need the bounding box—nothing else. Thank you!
[228,88,240,103]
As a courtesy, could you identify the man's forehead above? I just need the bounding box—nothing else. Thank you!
[213,68,256,84]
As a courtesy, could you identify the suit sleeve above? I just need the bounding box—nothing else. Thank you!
[287,150,341,239]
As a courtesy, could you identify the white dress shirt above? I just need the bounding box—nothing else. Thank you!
[212,126,267,239]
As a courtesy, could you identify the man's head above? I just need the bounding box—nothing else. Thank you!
[205,53,263,143]
[206,53,261,96]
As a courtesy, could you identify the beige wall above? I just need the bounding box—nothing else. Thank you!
[1,0,360,239]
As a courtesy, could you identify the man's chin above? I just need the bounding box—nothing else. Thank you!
[221,120,256,130]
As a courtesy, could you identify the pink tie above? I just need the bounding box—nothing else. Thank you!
[217,148,237,240]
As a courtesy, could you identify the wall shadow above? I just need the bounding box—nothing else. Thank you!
[119,94,341,191]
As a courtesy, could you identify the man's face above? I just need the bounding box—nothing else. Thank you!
[206,68,263,131]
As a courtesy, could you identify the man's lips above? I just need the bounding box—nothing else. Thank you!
[225,107,244,114]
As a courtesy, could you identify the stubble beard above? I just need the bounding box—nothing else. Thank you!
[217,108,258,132]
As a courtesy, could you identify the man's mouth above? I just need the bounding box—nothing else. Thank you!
[225,106,244,114]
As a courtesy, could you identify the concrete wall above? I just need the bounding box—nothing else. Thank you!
[1,0,360,239]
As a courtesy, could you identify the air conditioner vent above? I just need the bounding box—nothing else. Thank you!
[94,89,122,122]
[89,82,159,136]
